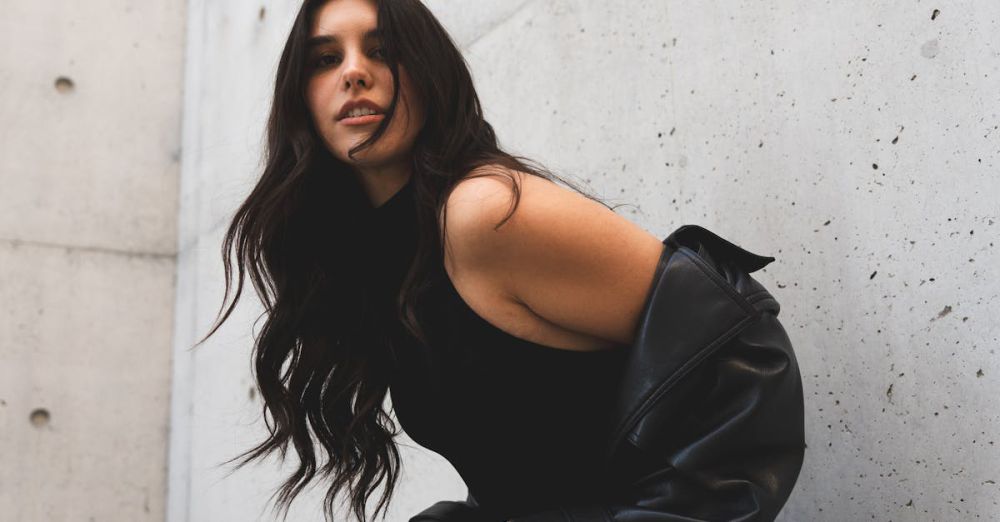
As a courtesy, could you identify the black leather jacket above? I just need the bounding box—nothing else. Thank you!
[411,224,806,522]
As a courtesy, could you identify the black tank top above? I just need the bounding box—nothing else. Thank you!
[361,176,629,520]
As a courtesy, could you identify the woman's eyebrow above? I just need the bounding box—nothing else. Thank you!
[307,29,379,48]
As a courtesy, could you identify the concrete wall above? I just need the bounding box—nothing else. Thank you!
[0,1,186,521]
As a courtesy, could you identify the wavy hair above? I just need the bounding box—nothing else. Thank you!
[196,1,620,521]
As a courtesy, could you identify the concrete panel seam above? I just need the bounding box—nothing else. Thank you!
[0,237,177,260]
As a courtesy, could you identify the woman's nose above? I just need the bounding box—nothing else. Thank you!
[342,55,373,90]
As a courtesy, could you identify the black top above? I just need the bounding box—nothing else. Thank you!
[363,176,630,520]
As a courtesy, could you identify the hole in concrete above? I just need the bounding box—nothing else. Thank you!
[29,408,50,427]
[55,76,74,93]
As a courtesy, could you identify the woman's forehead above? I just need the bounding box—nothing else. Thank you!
[310,0,377,37]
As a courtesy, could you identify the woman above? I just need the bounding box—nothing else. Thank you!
[199,0,666,520]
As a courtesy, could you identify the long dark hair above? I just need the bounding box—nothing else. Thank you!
[196,1,620,521]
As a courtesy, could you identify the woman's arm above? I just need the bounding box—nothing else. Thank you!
[441,168,665,347]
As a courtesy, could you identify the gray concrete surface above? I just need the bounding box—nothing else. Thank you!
[0,1,186,521]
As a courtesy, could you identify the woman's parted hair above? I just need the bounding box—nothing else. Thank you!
[197,1,617,521]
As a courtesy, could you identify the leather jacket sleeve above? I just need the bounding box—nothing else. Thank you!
[411,225,806,522]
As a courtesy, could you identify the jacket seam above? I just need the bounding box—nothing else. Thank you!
[612,247,762,450]
[624,311,759,446]
[743,289,771,303]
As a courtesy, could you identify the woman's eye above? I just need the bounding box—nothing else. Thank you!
[315,54,340,67]
[312,48,383,69]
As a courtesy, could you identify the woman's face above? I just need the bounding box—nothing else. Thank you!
[304,0,424,171]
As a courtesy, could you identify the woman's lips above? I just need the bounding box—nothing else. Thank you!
[340,113,385,126]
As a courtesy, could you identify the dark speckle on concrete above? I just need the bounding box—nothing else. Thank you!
[55,76,74,93]
[932,9,940,20]
[30,408,50,428]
